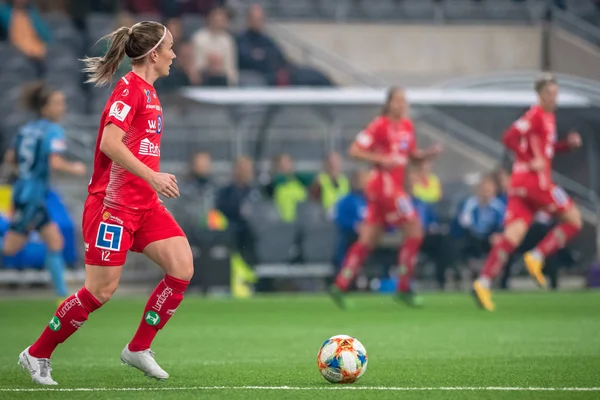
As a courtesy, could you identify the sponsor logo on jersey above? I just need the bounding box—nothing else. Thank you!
[139,138,160,157]
[145,311,160,326]
[145,104,162,111]
[121,88,129,97]
[108,101,131,122]
[49,316,61,331]
[157,115,162,134]
[57,297,82,318]
[356,131,372,147]
[147,119,157,133]
[50,138,67,152]
[70,320,86,329]
[514,118,530,133]
[95,222,123,251]
[103,211,110,221]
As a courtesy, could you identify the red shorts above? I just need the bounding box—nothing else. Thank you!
[82,195,186,266]
[505,183,573,226]
[364,174,417,227]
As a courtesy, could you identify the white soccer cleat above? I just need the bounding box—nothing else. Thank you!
[18,346,58,385]
[120,344,169,380]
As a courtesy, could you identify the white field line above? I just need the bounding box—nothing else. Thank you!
[1,386,600,392]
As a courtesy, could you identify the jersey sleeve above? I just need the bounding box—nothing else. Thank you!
[47,125,67,154]
[105,86,140,132]
[354,117,384,151]
[503,110,543,155]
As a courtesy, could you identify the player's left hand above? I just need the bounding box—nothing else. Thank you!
[567,131,582,148]
[429,143,443,155]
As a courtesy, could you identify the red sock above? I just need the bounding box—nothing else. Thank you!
[29,287,102,358]
[128,275,189,352]
[334,242,371,291]
[397,236,423,292]
[480,236,515,280]
[534,222,580,258]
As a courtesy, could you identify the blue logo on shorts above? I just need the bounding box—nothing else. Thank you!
[157,115,162,134]
[96,222,123,251]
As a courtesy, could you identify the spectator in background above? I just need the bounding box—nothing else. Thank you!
[310,152,350,213]
[191,6,237,85]
[237,4,332,87]
[156,42,201,91]
[264,153,313,222]
[0,0,51,77]
[216,156,260,264]
[179,151,217,218]
[411,159,442,205]
[332,169,369,274]
[453,174,505,277]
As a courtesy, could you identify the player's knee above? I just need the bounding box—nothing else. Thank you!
[169,246,194,282]
[85,282,118,304]
[564,207,582,230]
[503,219,528,245]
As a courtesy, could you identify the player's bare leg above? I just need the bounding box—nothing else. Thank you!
[524,206,582,288]
[1,230,28,256]
[394,218,424,307]
[19,265,119,384]
[330,224,383,310]
[473,219,528,311]
[122,236,193,380]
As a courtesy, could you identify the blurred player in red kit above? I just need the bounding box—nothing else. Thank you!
[329,88,442,309]
[18,21,194,384]
[473,74,582,311]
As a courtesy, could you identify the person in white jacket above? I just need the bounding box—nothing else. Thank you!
[191,7,237,85]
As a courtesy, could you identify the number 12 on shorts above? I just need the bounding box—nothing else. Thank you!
[96,222,123,251]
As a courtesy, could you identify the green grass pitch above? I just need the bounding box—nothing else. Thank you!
[1,291,599,399]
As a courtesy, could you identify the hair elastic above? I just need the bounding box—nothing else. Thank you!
[132,25,167,60]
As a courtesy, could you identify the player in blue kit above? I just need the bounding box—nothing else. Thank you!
[1,82,87,299]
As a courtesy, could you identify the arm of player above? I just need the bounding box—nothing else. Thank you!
[348,142,392,166]
[49,154,86,176]
[554,131,582,153]
[349,119,399,167]
[410,143,443,162]
[0,149,17,181]
[100,123,180,198]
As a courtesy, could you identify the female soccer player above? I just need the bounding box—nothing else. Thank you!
[18,21,193,385]
[2,82,86,300]
[329,88,441,309]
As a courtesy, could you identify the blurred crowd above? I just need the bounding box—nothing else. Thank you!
[174,149,578,292]
[0,0,332,92]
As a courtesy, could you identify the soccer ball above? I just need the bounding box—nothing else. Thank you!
[317,335,368,383]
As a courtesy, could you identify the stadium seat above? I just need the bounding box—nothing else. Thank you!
[301,223,336,263]
[358,0,400,20]
[442,0,488,21]
[248,201,298,264]
[238,70,269,87]
[274,0,318,19]
[296,201,336,263]
[483,0,532,21]
[400,0,437,20]
[317,0,354,20]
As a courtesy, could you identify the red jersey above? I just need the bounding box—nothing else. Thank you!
[503,105,568,188]
[88,72,163,211]
[354,116,416,189]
